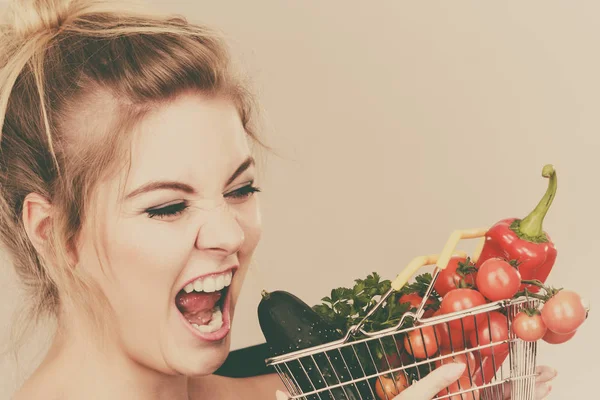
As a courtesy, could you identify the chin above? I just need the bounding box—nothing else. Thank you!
[177,337,230,377]
[164,309,236,376]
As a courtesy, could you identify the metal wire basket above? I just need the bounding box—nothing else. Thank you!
[265,228,546,400]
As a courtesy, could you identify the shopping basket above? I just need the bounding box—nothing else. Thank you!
[265,228,552,400]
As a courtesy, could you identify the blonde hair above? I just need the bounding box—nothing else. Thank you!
[0,0,265,353]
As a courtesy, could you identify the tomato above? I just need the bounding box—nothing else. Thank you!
[434,348,477,377]
[374,373,408,400]
[399,293,422,309]
[434,256,477,297]
[423,309,436,318]
[404,326,439,359]
[433,310,468,350]
[398,293,435,317]
[476,258,521,302]
[378,351,414,370]
[541,290,587,335]
[437,376,480,400]
[542,329,577,344]
[469,311,509,357]
[378,352,400,370]
[440,289,487,332]
[512,311,547,342]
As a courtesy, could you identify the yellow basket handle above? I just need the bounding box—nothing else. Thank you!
[390,228,488,291]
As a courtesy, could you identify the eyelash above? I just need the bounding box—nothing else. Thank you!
[145,184,261,219]
[227,183,261,200]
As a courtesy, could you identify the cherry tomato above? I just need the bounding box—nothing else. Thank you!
[404,326,439,359]
[476,258,521,302]
[542,329,577,344]
[437,376,480,400]
[469,311,509,357]
[541,290,587,335]
[378,351,414,370]
[433,310,468,350]
[434,348,477,378]
[434,256,478,297]
[440,289,487,332]
[374,373,408,400]
[398,293,435,317]
[378,352,400,370]
[512,311,547,342]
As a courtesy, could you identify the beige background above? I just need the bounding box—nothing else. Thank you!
[1,0,599,398]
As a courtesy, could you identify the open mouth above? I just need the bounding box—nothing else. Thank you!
[175,269,235,340]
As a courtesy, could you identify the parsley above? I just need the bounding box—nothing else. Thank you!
[311,271,445,382]
[399,273,442,311]
[312,272,416,334]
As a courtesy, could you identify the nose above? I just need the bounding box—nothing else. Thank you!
[195,202,245,255]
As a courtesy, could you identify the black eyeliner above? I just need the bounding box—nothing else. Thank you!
[146,201,189,218]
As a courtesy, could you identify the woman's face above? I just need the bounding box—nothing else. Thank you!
[76,93,262,375]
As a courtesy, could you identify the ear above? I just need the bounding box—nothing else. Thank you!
[22,193,53,259]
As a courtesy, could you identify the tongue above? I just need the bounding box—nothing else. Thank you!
[176,291,221,325]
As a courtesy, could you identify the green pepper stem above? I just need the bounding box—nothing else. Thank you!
[518,164,557,238]
[521,279,546,289]
[515,289,547,301]
[261,290,270,299]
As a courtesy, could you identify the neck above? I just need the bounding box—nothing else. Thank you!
[29,314,192,400]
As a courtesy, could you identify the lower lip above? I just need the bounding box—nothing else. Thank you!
[177,287,233,342]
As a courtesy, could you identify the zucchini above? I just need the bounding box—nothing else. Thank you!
[259,290,365,400]
[258,290,342,356]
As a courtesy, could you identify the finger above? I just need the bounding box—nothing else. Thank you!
[502,382,512,399]
[275,390,289,400]
[534,382,552,399]
[502,367,557,400]
[395,363,466,400]
[535,365,558,383]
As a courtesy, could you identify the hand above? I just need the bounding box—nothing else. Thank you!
[274,363,466,400]
[400,363,558,400]
[393,363,466,399]
[501,365,557,399]
[275,364,558,400]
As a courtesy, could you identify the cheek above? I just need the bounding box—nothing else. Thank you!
[100,219,194,314]
[109,221,192,269]
[238,197,262,258]
[229,198,262,302]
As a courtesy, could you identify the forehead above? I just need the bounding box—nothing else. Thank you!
[125,93,251,192]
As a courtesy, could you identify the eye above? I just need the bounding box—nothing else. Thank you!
[146,201,189,219]
[225,183,261,203]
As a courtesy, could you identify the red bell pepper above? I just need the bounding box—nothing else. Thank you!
[471,350,509,388]
[476,165,557,293]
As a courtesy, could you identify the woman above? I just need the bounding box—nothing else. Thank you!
[0,0,556,399]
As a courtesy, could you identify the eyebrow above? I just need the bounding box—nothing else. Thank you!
[125,156,255,200]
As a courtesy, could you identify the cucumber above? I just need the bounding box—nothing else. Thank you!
[258,290,342,355]
[258,290,365,400]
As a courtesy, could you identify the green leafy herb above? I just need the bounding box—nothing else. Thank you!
[311,271,444,382]
[400,273,442,311]
[312,272,413,334]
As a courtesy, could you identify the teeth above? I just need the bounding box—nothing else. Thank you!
[190,307,224,333]
[215,275,225,291]
[185,270,233,294]
[203,276,216,292]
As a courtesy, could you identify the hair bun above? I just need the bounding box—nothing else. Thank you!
[6,0,74,38]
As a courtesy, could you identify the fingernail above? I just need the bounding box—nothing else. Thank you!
[275,390,288,400]
[548,384,553,393]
